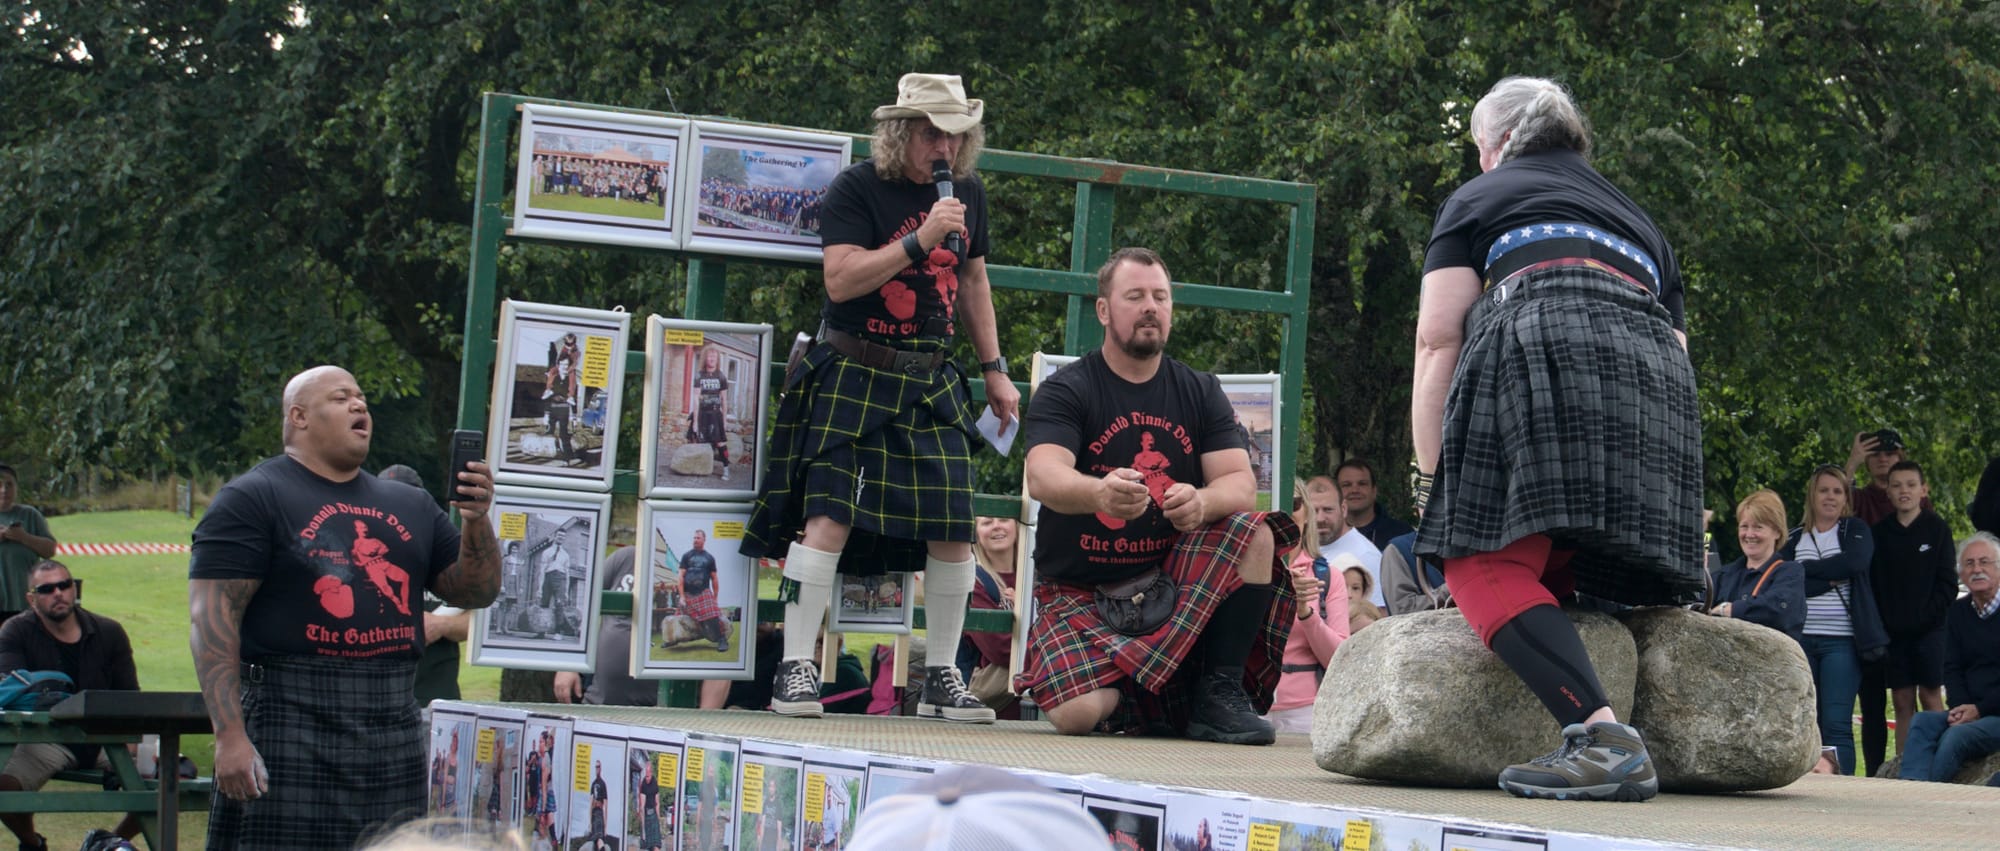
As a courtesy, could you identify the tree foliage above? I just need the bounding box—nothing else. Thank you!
[5,1,1997,542]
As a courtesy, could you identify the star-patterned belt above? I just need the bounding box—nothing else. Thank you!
[1482,222,1660,295]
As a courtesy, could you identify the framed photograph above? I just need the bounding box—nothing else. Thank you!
[521,714,574,848]
[512,104,689,250]
[801,748,867,851]
[640,317,774,499]
[427,708,476,823]
[1009,524,1038,691]
[568,720,628,850]
[682,734,741,851]
[681,121,850,263]
[471,486,612,672]
[488,300,632,491]
[737,742,804,851]
[828,570,915,635]
[625,728,685,851]
[1020,352,1080,523]
[633,501,757,680]
[471,708,527,827]
[1216,373,1281,512]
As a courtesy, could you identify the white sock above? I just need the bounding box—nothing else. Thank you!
[922,555,976,663]
[781,543,839,662]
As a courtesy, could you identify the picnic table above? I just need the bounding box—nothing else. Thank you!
[0,691,212,851]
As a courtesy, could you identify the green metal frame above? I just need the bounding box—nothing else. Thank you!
[457,93,1314,702]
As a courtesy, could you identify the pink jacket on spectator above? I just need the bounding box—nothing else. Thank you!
[1270,550,1350,713]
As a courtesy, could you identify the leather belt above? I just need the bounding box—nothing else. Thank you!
[820,328,948,376]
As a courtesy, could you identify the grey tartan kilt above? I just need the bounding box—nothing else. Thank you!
[206,655,424,850]
[1414,266,1705,606]
[741,339,981,576]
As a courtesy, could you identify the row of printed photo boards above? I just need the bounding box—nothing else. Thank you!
[424,701,1699,851]
[509,103,848,262]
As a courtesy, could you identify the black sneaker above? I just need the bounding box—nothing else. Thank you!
[1184,668,1275,745]
[1498,721,1659,802]
[770,658,824,718]
[917,666,995,723]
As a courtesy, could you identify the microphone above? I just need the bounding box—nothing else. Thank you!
[931,159,962,257]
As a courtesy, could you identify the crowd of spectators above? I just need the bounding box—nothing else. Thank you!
[695,177,824,233]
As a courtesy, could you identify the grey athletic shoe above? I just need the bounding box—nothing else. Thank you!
[917,666,996,723]
[770,658,823,718]
[1499,721,1659,801]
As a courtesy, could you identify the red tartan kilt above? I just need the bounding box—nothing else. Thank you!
[1015,511,1300,734]
[681,587,723,622]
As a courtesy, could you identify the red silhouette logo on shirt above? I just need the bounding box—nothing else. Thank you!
[880,280,917,320]
[314,575,355,618]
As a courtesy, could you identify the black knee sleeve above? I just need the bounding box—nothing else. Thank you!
[1487,604,1610,727]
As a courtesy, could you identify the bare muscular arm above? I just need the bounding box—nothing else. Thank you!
[190,577,265,801]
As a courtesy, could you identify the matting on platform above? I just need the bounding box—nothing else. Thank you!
[525,703,1994,851]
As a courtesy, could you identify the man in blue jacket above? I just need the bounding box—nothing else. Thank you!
[1898,532,2000,781]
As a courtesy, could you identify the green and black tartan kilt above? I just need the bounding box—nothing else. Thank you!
[1414,265,1704,606]
[742,338,982,576]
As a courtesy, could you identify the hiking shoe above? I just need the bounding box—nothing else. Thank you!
[917,666,996,723]
[1499,721,1659,802]
[1184,668,1275,745]
[770,659,823,718]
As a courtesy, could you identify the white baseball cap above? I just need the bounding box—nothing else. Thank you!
[847,766,1114,851]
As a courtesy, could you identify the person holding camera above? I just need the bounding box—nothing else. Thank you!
[0,464,58,623]
[1843,429,1931,525]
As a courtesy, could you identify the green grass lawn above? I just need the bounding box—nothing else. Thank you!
[525,191,669,221]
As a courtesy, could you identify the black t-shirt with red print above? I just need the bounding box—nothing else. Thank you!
[190,455,461,661]
[1022,350,1246,584]
[817,159,989,341]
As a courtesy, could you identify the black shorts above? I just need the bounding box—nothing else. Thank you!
[1883,628,1947,689]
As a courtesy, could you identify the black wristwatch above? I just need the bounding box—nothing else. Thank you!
[979,356,1010,376]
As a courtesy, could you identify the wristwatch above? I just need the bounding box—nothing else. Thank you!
[979,356,1010,376]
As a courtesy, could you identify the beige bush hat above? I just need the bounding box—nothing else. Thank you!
[871,73,984,134]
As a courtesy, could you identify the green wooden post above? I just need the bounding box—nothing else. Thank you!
[1066,181,1115,355]
[456,93,516,431]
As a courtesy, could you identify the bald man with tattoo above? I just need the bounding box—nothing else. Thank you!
[189,366,501,849]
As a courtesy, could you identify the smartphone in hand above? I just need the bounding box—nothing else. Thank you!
[448,429,486,503]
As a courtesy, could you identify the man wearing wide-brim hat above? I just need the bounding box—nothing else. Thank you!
[742,72,1017,724]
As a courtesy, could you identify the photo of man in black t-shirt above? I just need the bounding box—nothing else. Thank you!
[1018,247,1301,746]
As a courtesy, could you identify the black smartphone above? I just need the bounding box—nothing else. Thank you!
[448,429,486,502]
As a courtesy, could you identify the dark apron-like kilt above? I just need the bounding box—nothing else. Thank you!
[207,656,424,850]
[742,339,981,576]
[1414,266,1704,606]
[1016,512,1300,735]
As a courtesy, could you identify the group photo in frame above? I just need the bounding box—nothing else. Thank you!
[639,317,773,500]
[681,121,851,263]
[633,500,758,680]
[511,104,689,250]
[827,570,915,635]
[470,486,612,672]
[1216,373,1282,512]
[487,300,631,491]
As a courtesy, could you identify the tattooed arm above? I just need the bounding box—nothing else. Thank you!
[190,577,267,802]
[435,461,501,608]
